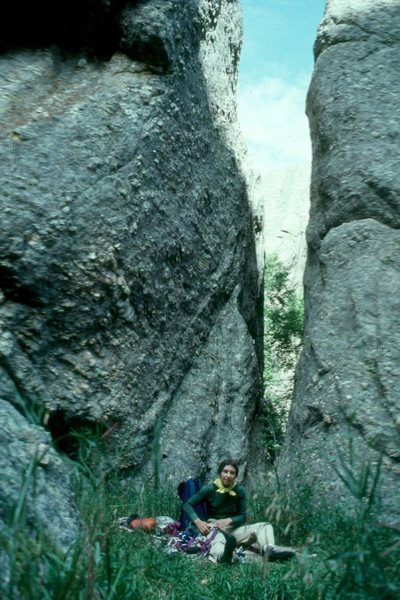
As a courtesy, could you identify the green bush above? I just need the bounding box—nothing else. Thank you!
[263,254,304,461]
[264,255,304,363]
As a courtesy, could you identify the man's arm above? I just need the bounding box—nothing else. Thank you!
[230,487,247,526]
[183,484,211,535]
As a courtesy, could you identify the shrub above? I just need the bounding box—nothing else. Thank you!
[263,254,304,461]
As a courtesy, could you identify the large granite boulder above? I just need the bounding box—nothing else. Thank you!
[277,0,400,521]
[0,0,262,507]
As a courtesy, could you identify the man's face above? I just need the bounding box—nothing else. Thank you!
[220,465,237,487]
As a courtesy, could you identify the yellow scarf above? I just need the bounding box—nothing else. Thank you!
[214,478,237,496]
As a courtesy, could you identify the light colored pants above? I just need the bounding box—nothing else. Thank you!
[207,521,275,562]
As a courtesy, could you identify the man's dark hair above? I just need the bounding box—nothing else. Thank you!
[217,459,239,477]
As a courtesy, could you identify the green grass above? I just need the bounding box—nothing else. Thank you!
[2,456,399,600]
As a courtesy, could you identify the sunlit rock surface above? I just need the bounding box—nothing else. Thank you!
[277,0,400,520]
[262,162,310,290]
[0,0,263,543]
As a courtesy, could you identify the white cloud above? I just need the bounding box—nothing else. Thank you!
[237,75,312,172]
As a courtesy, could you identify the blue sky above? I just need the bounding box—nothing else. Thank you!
[237,0,326,171]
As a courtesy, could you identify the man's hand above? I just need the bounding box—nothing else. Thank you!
[194,519,212,535]
[215,518,233,531]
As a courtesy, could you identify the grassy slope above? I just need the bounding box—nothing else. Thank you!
[2,462,399,599]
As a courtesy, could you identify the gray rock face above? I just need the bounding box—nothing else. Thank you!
[262,162,310,290]
[0,0,262,505]
[277,0,400,520]
[0,400,79,580]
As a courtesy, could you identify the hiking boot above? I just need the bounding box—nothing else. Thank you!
[218,534,236,565]
[262,545,296,561]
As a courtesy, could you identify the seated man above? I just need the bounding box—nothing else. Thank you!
[183,459,295,564]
